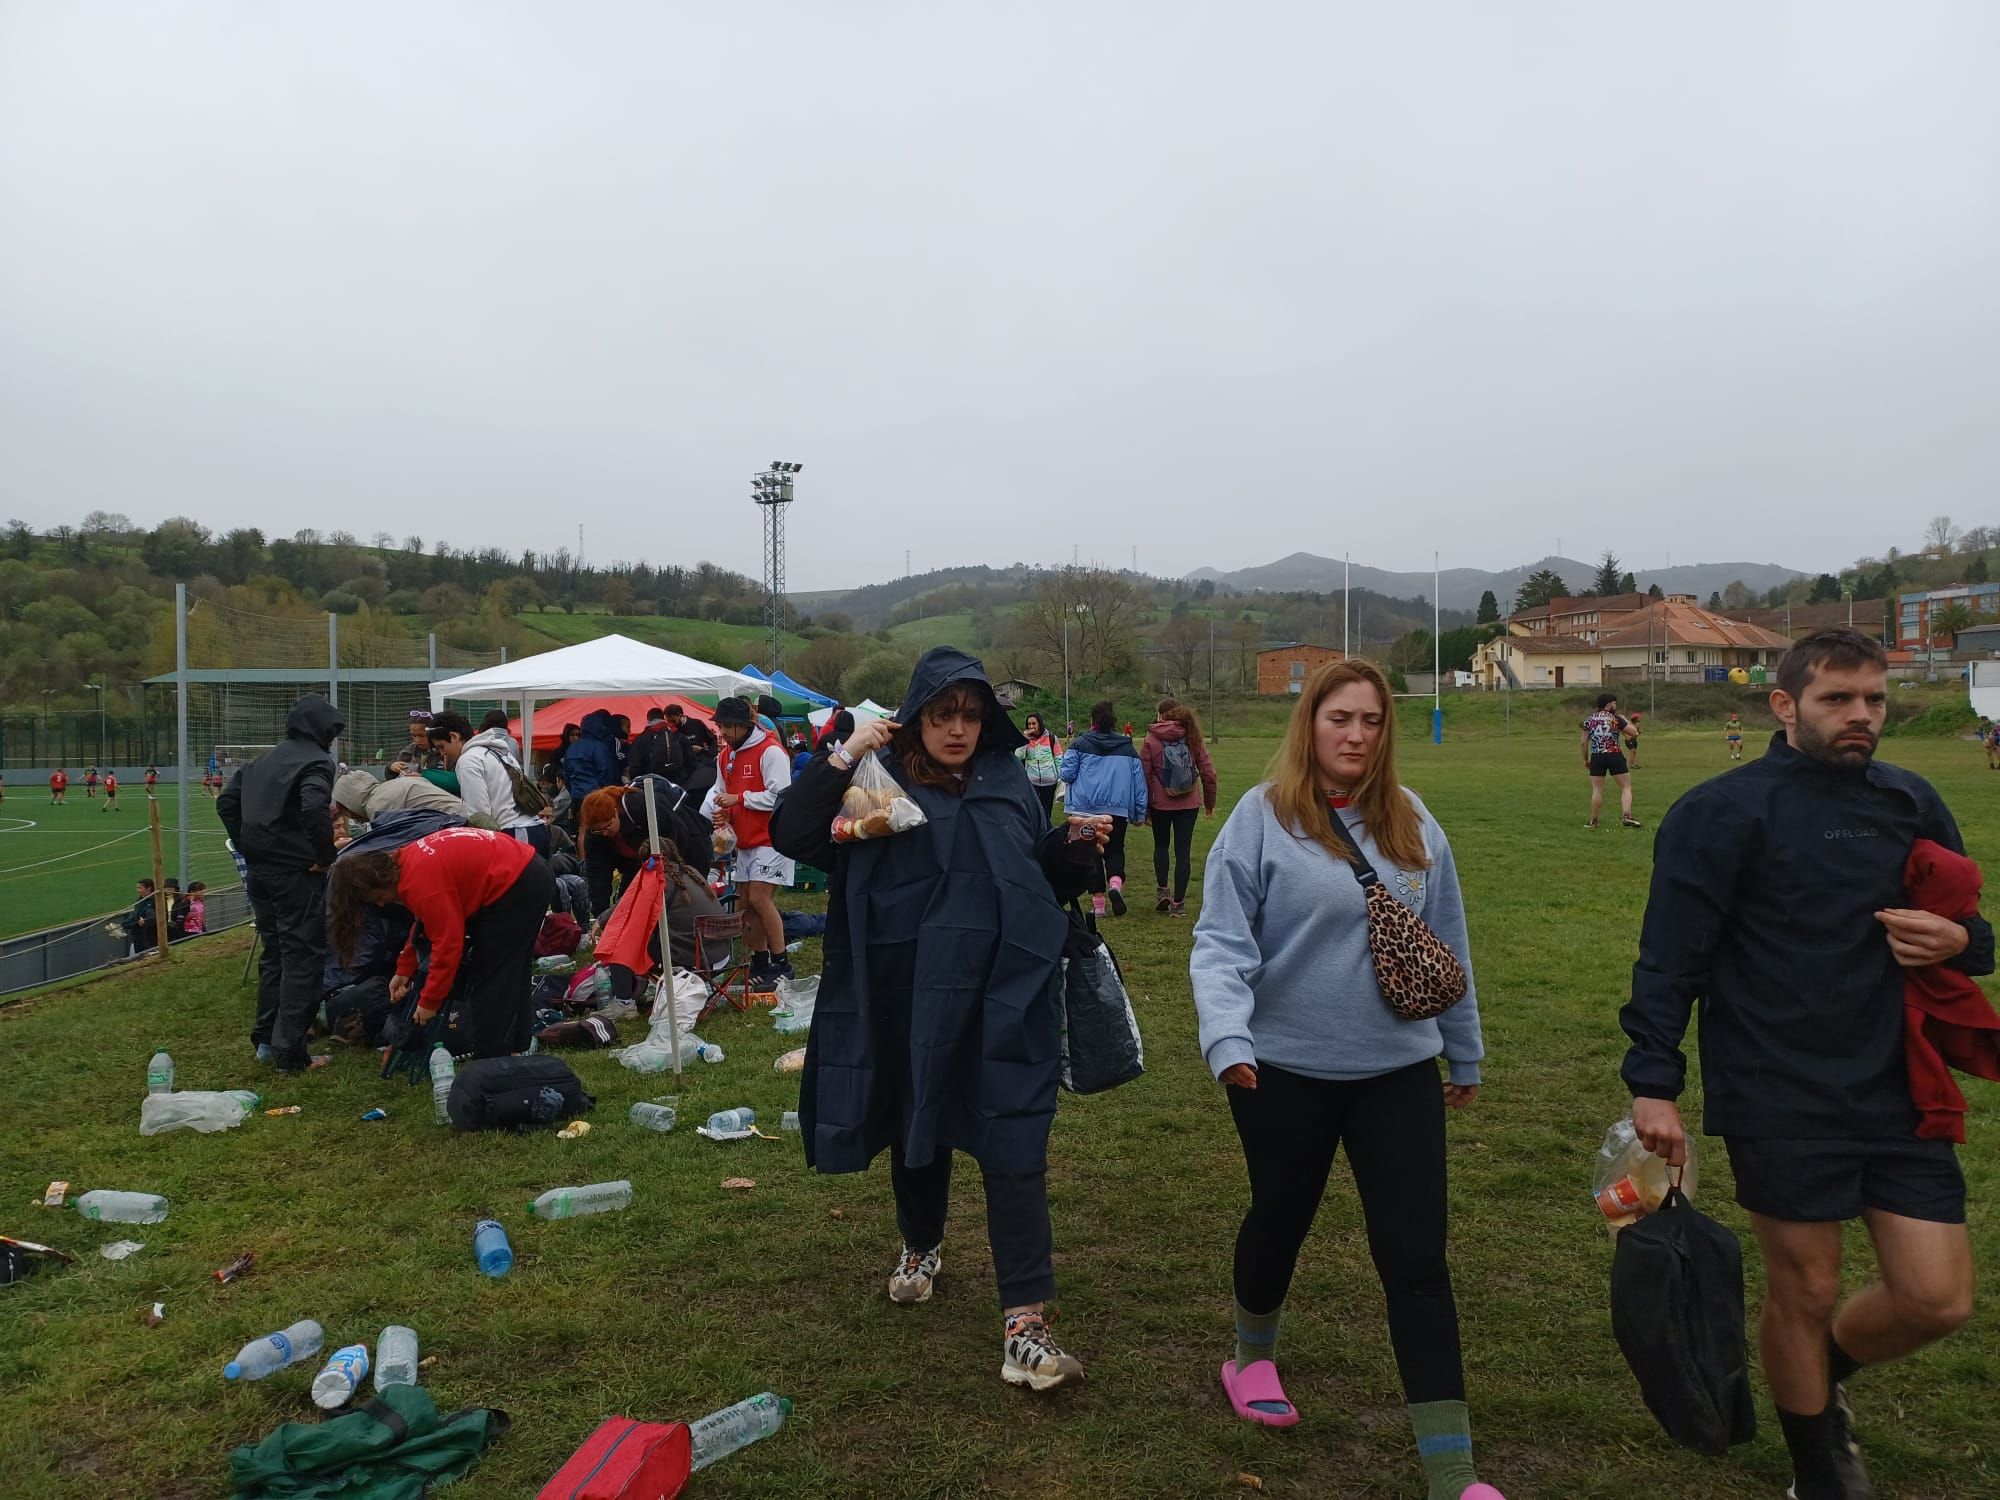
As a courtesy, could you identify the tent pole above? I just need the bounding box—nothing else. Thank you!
[640,784,684,1089]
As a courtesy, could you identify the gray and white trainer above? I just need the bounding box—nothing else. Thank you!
[888,1243,942,1305]
[1001,1311,1083,1391]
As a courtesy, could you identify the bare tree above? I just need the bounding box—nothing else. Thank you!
[1152,611,1208,691]
[1015,566,1142,680]
[1925,516,1960,555]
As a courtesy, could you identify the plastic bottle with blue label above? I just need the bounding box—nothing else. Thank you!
[473,1219,513,1276]
[310,1344,371,1408]
[224,1319,325,1381]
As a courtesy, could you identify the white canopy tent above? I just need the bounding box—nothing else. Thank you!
[428,634,764,765]
[807,702,886,732]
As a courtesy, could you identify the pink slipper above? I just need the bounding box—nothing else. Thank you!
[1220,1359,1299,1428]
[1460,1486,1507,1499]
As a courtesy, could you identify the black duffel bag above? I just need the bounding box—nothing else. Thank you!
[1610,1185,1758,1455]
[445,1055,595,1132]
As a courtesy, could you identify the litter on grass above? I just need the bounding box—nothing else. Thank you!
[100,1240,145,1260]
[722,1178,757,1192]
[147,1303,165,1326]
[556,1120,591,1140]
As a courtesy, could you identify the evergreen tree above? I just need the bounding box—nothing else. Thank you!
[1647,583,1664,600]
[1476,589,1500,624]
[1969,553,1990,584]
[1707,591,1723,611]
[1807,573,1840,603]
[1591,549,1623,596]
[1619,572,1637,595]
[1512,568,1568,613]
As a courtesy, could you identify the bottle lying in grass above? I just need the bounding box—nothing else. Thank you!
[75,1190,169,1224]
[429,1046,455,1125]
[374,1326,419,1391]
[310,1344,370,1409]
[473,1219,513,1276]
[705,1107,756,1135]
[527,1181,633,1220]
[630,1101,677,1132]
[146,1049,173,1094]
[225,1319,324,1381]
[689,1393,792,1471]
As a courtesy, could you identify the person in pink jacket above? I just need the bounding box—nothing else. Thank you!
[1140,697,1218,916]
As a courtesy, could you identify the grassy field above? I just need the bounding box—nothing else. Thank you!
[0,787,242,939]
[3,729,1997,1498]
[516,610,809,666]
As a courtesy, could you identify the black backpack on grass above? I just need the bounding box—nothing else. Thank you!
[1610,1186,1757,1455]
[445,1056,594,1132]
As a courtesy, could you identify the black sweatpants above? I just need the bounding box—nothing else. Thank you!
[891,1143,1057,1309]
[249,866,327,1069]
[1227,1058,1464,1403]
[463,857,556,1058]
[1151,807,1198,901]
[1033,782,1057,821]
[1085,815,1130,891]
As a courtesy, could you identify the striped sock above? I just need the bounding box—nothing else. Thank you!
[1234,1299,1282,1371]
[1410,1400,1478,1500]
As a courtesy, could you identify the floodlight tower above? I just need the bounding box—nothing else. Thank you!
[752,461,802,673]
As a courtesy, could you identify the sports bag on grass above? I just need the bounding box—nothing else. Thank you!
[1610,1184,1758,1455]
[446,1055,594,1131]
[1325,805,1467,1021]
[1058,903,1144,1094]
[536,1416,691,1500]
[230,1384,508,1500]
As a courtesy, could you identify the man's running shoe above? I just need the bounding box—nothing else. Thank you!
[888,1243,941,1305]
[1622,816,1643,828]
[1002,1311,1083,1391]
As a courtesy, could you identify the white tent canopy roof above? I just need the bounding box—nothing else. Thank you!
[428,634,762,711]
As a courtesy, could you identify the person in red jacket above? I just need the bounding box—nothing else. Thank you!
[49,768,67,804]
[701,696,795,987]
[327,826,555,1058]
[1139,697,1218,917]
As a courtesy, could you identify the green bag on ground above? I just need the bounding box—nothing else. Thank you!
[228,1383,508,1499]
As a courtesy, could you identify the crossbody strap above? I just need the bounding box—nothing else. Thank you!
[1323,803,1382,890]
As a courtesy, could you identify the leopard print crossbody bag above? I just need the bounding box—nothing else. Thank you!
[1325,806,1468,1021]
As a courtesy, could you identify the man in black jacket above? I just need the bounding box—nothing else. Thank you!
[1621,630,1989,1500]
[218,694,344,1072]
[628,709,673,781]
[663,704,718,798]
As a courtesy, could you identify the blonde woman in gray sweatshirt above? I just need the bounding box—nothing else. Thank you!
[1190,658,1500,1500]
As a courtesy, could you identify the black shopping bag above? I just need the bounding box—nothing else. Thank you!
[1058,906,1144,1094]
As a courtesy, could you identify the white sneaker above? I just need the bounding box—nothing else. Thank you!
[888,1243,941,1304]
[1001,1312,1083,1391]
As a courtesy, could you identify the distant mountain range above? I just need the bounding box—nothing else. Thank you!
[1186,553,1806,612]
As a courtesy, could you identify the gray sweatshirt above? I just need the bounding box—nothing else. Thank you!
[1191,783,1483,1086]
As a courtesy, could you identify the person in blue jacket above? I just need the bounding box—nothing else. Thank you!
[563,709,624,804]
[1058,699,1148,916]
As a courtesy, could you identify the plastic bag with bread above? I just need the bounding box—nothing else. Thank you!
[832,752,928,843]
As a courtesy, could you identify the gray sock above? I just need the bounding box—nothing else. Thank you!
[1234,1299,1281,1370]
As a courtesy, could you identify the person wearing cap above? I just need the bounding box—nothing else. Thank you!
[700,696,795,987]
[769,647,1108,1391]
[332,767,466,825]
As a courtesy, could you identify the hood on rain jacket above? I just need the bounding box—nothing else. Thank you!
[563,710,624,803]
[1058,728,1148,823]
[217,694,344,870]
[455,726,541,830]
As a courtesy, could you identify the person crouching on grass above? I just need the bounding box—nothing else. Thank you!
[770,647,1107,1392]
[1191,657,1502,1500]
[328,826,554,1058]
[701,696,794,989]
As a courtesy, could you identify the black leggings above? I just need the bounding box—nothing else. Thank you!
[463,858,556,1058]
[1151,807,1198,900]
[891,1143,1056,1309]
[1086,815,1129,890]
[1033,782,1057,821]
[1227,1058,1463,1403]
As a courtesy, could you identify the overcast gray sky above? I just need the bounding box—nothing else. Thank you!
[3,3,1997,591]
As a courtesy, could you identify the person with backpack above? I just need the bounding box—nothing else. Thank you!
[327,826,555,1059]
[1014,711,1062,821]
[1191,658,1497,1500]
[1057,701,1148,916]
[1141,697,1218,917]
[431,710,550,856]
[1623,630,1991,1500]
[563,710,625,804]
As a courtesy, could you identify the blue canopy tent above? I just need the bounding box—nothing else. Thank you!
[769,669,837,708]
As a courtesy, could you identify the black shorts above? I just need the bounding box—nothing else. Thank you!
[1725,1135,1966,1225]
[1588,752,1630,778]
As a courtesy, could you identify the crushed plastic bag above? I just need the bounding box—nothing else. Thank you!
[1594,1111,1699,1238]
[770,975,819,1034]
[832,754,927,843]
[773,1046,807,1074]
[100,1240,145,1261]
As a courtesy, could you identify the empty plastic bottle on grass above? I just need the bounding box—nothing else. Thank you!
[679,1033,722,1064]
[688,1392,792,1471]
[140,1090,260,1136]
[310,1343,371,1409]
[429,1046,455,1124]
[146,1049,174,1094]
[528,1181,633,1220]
[225,1319,324,1381]
[706,1107,756,1134]
[374,1326,419,1391]
[473,1219,514,1276]
[629,1101,677,1132]
[75,1190,169,1224]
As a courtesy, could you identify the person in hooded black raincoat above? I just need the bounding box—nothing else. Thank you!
[771,647,1108,1392]
[218,693,344,1071]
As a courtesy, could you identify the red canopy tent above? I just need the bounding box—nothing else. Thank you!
[508,693,716,752]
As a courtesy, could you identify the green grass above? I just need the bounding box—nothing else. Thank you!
[515,611,810,667]
[884,612,978,654]
[0,787,241,938]
[3,731,1998,1497]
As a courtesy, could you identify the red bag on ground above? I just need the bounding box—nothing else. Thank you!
[536,912,583,958]
[536,1416,690,1500]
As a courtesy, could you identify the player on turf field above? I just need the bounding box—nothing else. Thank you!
[50,768,68,804]
[85,766,99,798]
[102,771,119,811]
[1581,695,1640,830]
[145,765,158,796]
[1622,712,1643,769]
[1725,711,1744,762]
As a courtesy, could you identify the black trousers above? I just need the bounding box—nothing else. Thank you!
[463,858,556,1058]
[1086,815,1130,890]
[248,866,327,1068]
[891,1143,1057,1309]
[1227,1058,1464,1403]
[1033,782,1057,821]
[1151,807,1199,900]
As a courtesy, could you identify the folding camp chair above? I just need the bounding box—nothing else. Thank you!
[693,913,755,1021]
